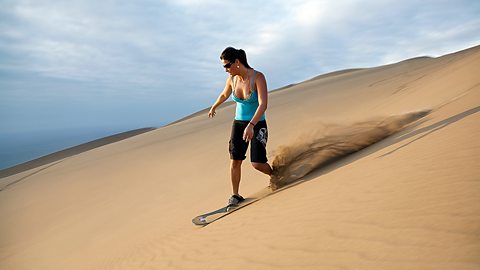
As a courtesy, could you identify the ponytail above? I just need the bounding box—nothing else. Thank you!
[220,47,252,69]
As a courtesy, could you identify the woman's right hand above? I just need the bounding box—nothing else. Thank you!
[208,107,216,118]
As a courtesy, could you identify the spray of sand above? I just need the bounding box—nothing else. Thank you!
[270,111,430,190]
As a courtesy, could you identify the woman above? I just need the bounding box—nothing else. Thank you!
[208,47,273,207]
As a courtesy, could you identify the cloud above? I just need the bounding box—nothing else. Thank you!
[237,0,480,87]
[4,0,477,89]
[2,1,189,85]
[0,0,479,132]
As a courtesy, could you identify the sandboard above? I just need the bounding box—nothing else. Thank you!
[192,179,306,226]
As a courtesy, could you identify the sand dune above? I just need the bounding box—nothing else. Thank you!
[0,45,479,270]
[0,128,156,188]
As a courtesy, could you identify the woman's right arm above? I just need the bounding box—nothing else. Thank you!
[208,76,233,118]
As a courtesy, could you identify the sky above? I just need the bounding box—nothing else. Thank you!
[1,0,479,134]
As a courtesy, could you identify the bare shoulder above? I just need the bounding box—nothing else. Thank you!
[254,70,267,85]
[254,70,266,80]
[221,75,234,96]
[226,75,234,87]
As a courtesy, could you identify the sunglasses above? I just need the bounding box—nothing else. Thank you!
[223,62,234,68]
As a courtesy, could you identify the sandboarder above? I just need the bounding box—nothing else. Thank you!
[208,47,273,207]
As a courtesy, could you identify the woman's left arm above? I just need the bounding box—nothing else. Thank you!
[251,72,268,124]
[243,72,268,141]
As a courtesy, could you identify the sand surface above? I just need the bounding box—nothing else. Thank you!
[0,128,156,181]
[1,46,479,270]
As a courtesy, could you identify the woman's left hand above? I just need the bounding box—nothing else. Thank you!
[243,125,254,142]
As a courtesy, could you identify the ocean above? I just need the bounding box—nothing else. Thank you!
[0,126,154,170]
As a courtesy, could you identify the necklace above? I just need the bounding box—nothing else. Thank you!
[238,68,251,81]
[233,69,253,100]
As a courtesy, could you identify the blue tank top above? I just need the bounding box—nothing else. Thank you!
[231,70,266,121]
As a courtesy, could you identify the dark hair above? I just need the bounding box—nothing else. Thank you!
[220,47,252,69]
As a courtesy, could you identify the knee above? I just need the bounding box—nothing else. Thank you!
[231,160,243,169]
[251,162,264,171]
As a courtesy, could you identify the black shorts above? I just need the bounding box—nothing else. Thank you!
[229,120,268,163]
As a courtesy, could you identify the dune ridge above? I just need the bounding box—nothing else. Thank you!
[0,127,156,181]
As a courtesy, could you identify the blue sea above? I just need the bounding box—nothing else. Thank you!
[0,126,154,170]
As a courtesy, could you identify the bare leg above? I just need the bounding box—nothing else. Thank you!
[230,160,243,195]
[251,162,273,176]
